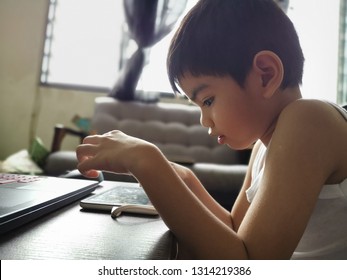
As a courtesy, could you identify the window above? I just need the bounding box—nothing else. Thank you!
[41,0,124,90]
[41,0,341,102]
[287,0,340,102]
[40,0,195,93]
[338,0,347,104]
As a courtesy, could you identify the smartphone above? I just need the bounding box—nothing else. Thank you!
[80,184,158,216]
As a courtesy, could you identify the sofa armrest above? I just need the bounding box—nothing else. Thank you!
[51,124,87,152]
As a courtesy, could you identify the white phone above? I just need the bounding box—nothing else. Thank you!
[80,184,158,217]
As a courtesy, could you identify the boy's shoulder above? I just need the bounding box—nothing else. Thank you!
[267,98,347,186]
[270,99,345,144]
[272,98,347,151]
[278,99,342,127]
[282,98,331,113]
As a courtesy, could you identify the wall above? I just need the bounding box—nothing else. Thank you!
[0,0,102,160]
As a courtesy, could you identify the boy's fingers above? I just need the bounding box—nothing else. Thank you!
[76,144,98,162]
[83,169,100,178]
[77,157,99,178]
[82,134,101,144]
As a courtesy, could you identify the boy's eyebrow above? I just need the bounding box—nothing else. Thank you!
[190,84,209,102]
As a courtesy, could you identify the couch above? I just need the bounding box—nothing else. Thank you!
[45,96,249,209]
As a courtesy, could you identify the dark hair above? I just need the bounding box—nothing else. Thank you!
[167,0,304,93]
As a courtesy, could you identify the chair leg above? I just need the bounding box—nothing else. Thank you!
[51,124,66,153]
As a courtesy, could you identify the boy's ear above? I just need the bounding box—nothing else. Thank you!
[252,51,284,98]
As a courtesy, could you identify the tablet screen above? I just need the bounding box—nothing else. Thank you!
[80,185,153,211]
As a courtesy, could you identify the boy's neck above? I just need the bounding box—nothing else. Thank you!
[260,86,302,146]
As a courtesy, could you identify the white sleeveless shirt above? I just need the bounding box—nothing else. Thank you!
[245,102,347,259]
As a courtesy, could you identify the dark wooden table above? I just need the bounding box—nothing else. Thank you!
[0,181,176,260]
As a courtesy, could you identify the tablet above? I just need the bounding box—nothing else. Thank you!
[80,185,158,216]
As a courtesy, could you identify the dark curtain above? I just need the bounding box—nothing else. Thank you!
[109,0,187,101]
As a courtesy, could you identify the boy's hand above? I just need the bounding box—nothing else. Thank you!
[76,130,156,177]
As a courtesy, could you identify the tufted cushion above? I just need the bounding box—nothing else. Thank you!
[92,97,239,165]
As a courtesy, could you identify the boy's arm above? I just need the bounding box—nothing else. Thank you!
[170,140,264,232]
[76,132,264,259]
[170,162,233,228]
[77,132,248,258]
[230,141,262,231]
[127,147,249,259]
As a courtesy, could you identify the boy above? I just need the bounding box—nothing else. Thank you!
[76,0,347,259]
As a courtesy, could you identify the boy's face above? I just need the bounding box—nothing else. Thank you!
[178,73,272,149]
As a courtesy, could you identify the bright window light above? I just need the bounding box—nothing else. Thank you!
[41,0,124,89]
[287,0,340,102]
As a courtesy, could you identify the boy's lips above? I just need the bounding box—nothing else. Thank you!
[217,135,225,144]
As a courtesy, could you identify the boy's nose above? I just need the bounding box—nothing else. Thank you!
[200,112,214,130]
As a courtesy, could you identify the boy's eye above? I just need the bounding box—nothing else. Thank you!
[202,97,214,107]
